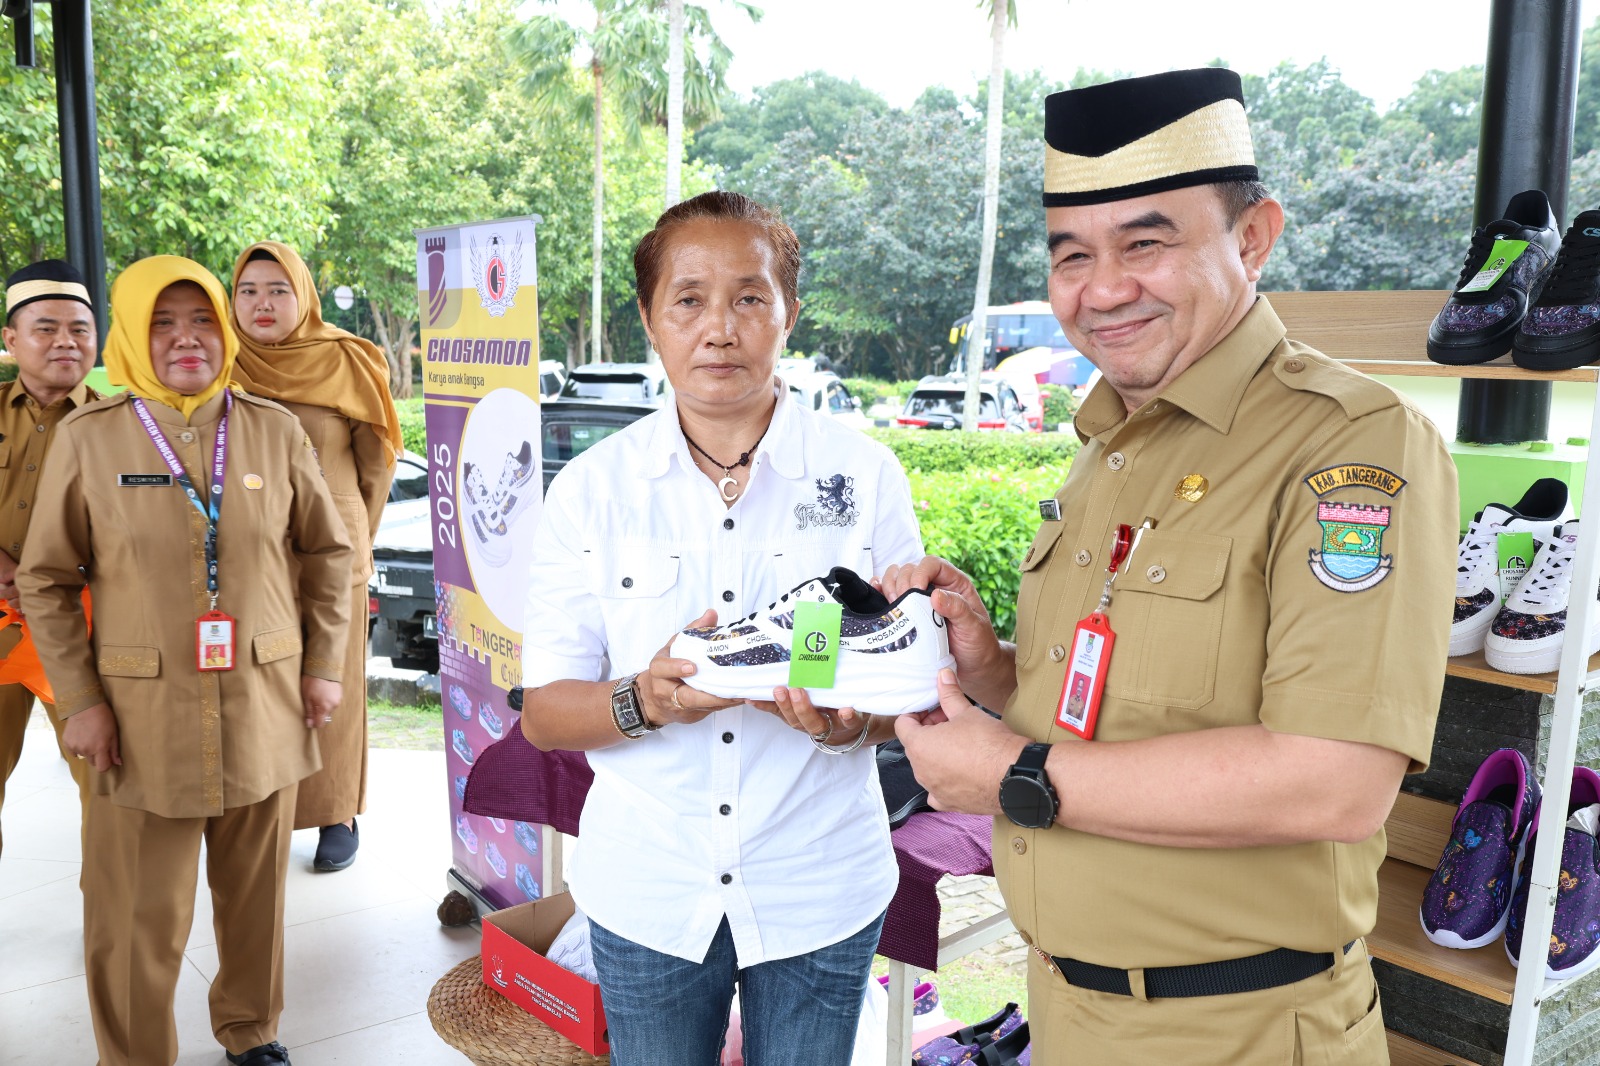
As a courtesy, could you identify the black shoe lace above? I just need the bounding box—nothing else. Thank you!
[1453,227,1499,290]
[1538,230,1600,306]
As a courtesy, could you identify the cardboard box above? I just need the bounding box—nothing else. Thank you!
[481,892,609,1055]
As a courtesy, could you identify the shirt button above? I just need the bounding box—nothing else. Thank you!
[25,464,34,472]
[35,424,44,433]
[719,804,731,815]
[720,873,733,885]
[16,500,25,509]
[722,590,735,602]
[722,732,734,743]
[1012,837,1027,855]
[1048,644,1066,662]
[1146,565,1166,583]
[179,431,195,443]
[1284,357,1305,373]
[723,518,734,530]
[1074,549,1092,567]
[621,577,633,589]
[1106,452,1125,471]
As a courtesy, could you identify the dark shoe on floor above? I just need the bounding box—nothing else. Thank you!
[1514,209,1600,370]
[226,1041,290,1066]
[1428,189,1561,365]
[313,819,358,872]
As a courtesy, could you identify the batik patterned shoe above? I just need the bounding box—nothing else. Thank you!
[514,821,541,857]
[911,1004,1024,1065]
[451,729,475,766]
[1507,765,1600,981]
[1421,748,1540,949]
[515,862,542,901]
[1514,210,1600,371]
[669,566,953,716]
[453,775,468,800]
[487,817,507,834]
[1428,190,1561,365]
[1485,521,1600,675]
[1451,479,1568,657]
[455,815,479,855]
[479,701,505,740]
[449,684,473,720]
[485,842,508,879]
[877,975,950,1031]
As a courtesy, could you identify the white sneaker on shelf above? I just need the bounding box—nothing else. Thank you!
[1451,478,1568,656]
[670,566,953,716]
[1484,520,1600,674]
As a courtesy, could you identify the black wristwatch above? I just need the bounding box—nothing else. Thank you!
[610,673,657,739]
[999,742,1058,829]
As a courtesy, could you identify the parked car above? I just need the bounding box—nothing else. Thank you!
[367,403,656,673]
[538,359,567,400]
[775,359,867,427]
[556,361,670,406]
[895,375,1029,432]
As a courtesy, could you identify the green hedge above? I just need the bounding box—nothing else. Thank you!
[842,376,915,409]
[907,463,1068,640]
[396,396,427,456]
[867,427,1077,475]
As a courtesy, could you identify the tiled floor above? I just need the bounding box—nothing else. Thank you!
[1,708,482,1065]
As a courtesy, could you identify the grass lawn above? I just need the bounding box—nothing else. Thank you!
[368,697,444,751]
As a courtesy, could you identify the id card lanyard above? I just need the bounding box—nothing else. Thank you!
[1055,517,1155,739]
[131,391,236,671]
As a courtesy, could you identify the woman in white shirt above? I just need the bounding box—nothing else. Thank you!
[521,191,922,1065]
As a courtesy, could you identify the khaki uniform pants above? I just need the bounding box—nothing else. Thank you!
[0,661,90,856]
[1026,940,1388,1066]
[292,583,368,829]
[83,784,297,1066]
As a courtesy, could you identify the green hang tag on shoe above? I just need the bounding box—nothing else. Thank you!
[1498,530,1535,590]
[1459,239,1529,294]
[789,600,843,688]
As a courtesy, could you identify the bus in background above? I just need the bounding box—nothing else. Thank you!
[947,300,1071,373]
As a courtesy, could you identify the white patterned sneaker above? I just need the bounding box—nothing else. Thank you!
[671,566,953,716]
[1451,478,1568,656]
[464,441,537,567]
[1485,520,1600,674]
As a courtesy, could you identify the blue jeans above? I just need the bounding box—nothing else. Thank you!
[589,911,886,1066]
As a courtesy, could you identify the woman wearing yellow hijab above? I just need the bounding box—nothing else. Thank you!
[19,256,355,1066]
[230,241,400,872]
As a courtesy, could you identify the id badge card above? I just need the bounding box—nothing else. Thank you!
[197,610,236,671]
[1056,611,1114,739]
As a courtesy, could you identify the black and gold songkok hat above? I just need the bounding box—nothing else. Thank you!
[1042,68,1258,207]
[4,259,92,323]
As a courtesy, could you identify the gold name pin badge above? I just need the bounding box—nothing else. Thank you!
[1174,474,1208,503]
[243,474,264,491]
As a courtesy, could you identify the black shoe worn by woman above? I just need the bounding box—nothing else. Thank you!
[313,818,358,871]
[226,1041,290,1065]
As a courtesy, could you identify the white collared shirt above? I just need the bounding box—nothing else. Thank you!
[523,386,921,965]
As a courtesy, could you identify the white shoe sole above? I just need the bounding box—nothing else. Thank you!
[1449,606,1496,657]
[1484,624,1600,674]
[685,650,957,716]
[1418,835,1526,949]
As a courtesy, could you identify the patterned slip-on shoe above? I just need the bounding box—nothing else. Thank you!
[1515,210,1600,370]
[485,842,508,879]
[514,862,542,901]
[1508,765,1600,981]
[911,1003,1022,1065]
[1421,748,1541,949]
[1451,479,1568,657]
[1485,521,1600,675]
[449,684,473,720]
[877,974,950,1031]
[1429,189,1561,365]
[669,566,953,716]
[514,821,541,856]
[454,815,479,855]
[479,701,505,741]
[450,729,475,766]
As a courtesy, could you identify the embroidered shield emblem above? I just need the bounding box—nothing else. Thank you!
[1308,501,1393,592]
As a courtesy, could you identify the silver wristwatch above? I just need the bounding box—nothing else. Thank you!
[610,673,656,739]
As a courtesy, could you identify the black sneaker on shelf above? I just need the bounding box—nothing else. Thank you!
[1513,209,1600,371]
[1427,189,1561,365]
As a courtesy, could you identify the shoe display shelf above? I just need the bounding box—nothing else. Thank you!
[1273,289,1600,1066]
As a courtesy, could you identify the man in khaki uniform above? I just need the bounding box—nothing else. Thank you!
[888,69,1458,1064]
[18,256,353,1066]
[0,259,100,856]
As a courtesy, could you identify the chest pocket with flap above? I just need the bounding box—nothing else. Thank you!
[1112,530,1231,710]
[1014,520,1068,667]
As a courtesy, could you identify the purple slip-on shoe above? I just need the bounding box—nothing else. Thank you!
[911,1004,1022,1066]
[1421,748,1540,949]
[1507,765,1600,980]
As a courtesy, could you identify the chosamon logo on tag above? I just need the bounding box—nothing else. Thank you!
[470,234,523,318]
[1308,501,1393,593]
[801,630,830,657]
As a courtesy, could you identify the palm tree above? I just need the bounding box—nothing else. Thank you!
[508,0,660,365]
[662,0,761,208]
[963,0,1017,430]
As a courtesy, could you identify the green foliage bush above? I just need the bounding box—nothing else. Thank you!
[907,463,1069,640]
[867,427,1077,475]
[843,376,915,410]
[0,356,17,385]
[1038,385,1079,431]
[396,396,427,456]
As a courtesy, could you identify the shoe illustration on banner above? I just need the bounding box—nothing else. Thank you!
[1420,748,1540,949]
[451,729,475,766]
[485,842,508,879]
[1507,765,1600,981]
[480,701,505,741]
[515,863,542,902]
[514,821,541,857]
[463,441,536,569]
[449,684,473,720]
[455,815,479,855]
[1450,479,1568,656]
[670,566,952,716]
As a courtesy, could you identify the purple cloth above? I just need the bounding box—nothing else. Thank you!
[460,725,995,970]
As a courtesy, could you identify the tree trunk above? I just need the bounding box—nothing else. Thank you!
[963,0,1007,430]
[394,313,416,399]
[368,298,414,399]
[370,297,402,396]
[591,54,605,366]
[666,0,684,208]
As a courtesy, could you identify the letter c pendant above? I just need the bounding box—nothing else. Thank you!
[718,476,739,502]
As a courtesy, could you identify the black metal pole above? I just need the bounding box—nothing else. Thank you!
[1457,0,1581,444]
[50,0,106,348]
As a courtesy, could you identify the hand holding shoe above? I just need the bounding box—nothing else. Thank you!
[750,685,892,747]
[646,609,744,726]
[895,669,1029,817]
[880,556,1015,709]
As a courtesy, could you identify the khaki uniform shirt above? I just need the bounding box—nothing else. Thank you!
[16,391,355,819]
[0,379,100,562]
[996,298,1458,968]
[276,400,392,581]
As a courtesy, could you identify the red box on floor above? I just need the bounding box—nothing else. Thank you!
[481,892,609,1055]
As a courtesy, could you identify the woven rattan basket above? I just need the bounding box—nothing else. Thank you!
[428,956,610,1065]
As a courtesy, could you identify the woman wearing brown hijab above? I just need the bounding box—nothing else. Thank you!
[230,241,401,872]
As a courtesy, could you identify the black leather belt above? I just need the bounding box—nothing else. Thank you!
[1051,942,1354,998]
